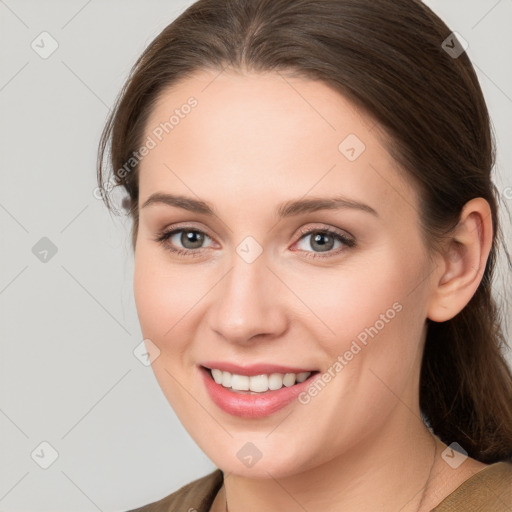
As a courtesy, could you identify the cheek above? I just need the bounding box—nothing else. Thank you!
[133,244,206,341]
[285,249,425,411]
[281,251,414,355]
[133,256,170,341]
[133,247,204,408]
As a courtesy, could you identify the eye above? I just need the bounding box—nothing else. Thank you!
[155,224,355,259]
[155,227,215,256]
[293,227,355,258]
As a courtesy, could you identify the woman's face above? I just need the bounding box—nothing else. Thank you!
[134,69,438,477]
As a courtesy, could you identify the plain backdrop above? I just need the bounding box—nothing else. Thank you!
[1,1,511,511]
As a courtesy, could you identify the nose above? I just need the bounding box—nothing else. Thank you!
[207,252,289,345]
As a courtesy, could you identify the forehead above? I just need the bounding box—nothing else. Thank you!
[138,69,418,221]
[144,68,373,158]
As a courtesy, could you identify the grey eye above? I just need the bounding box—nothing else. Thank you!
[297,231,342,253]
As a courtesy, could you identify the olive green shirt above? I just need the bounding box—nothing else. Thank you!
[128,462,512,511]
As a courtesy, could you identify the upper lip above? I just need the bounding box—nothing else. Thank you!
[200,361,317,376]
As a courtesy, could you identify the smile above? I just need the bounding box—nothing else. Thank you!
[209,368,312,393]
[199,363,320,418]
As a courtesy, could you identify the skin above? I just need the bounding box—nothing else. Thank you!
[133,69,491,512]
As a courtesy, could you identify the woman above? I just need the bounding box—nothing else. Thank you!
[97,0,512,510]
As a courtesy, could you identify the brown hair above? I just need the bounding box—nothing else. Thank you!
[97,0,512,463]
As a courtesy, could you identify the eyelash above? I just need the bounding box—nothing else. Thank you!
[154,225,356,260]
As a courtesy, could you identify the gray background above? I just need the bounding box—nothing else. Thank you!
[0,1,510,511]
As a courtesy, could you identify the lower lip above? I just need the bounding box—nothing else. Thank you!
[200,366,318,418]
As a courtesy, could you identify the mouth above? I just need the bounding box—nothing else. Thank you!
[199,363,320,418]
[202,366,317,394]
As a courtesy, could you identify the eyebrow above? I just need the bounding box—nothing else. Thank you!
[141,192,378,217]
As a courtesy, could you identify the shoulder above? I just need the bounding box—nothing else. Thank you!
[432,461,512,511]
[126,469,224,512]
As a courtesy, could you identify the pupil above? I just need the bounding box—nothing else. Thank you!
[312,232,334,252]
[182,230,204,249]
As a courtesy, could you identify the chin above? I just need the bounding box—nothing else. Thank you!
[193,433,321,479]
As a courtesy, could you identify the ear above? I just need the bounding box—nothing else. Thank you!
[427,197,493,322]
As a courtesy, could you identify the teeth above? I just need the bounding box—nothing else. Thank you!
[208,368,312,393]
[249,374,268,393]
[268,373,284,390]
[211,368,223,384]
[283,373,296,387]
[296,372,310,383]
[221,371,232,388]
[231,374,249,391]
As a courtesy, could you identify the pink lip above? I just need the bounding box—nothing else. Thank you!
[199,365,318,419]
[200,361,315,376]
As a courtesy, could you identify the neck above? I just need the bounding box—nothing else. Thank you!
[223,411,440,512]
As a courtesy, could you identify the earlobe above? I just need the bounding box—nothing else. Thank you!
[427,198,493,322]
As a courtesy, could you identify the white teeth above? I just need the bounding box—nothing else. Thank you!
[221,371,232,388]
[283,373,296,387]
[211,368,223,384]
[231,374,249,391]
[248,374,268,392]
[208,368,312,393]
[268,373,284,390]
